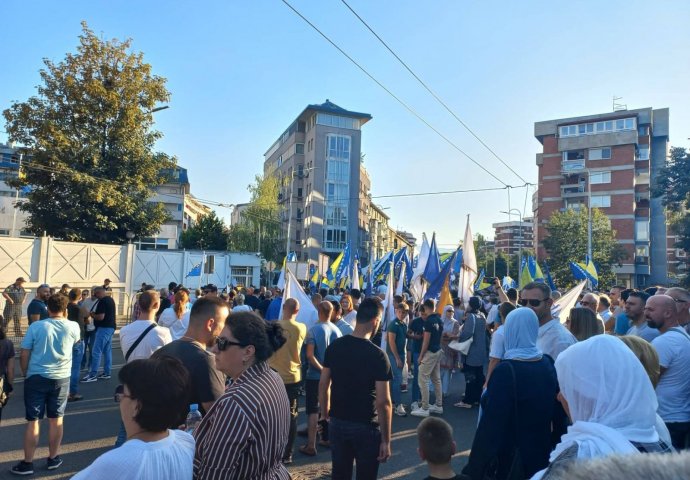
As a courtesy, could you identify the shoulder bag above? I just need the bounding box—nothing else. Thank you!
[449,313,477,355]
[113,323,157,400]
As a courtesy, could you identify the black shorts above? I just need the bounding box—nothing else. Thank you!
[305,379,320,415]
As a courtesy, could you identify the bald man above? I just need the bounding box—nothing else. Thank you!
[646,295,690,450]
[665,287,690,335]
[268,298,306,464]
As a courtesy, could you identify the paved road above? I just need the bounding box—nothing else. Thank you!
[0,335,477,479]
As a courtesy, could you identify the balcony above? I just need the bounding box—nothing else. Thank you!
[561,183,586,196]
[561,160,585,173]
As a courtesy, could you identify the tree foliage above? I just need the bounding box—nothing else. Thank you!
[3,22,174,243]
[653,146,690,285]
[180,211,228,251]
[227,174,282,263]
[542,208,628,289]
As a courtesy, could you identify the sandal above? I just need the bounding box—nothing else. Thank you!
[318,439,330,448]
[454,401,473,408]
[299,445,317,456]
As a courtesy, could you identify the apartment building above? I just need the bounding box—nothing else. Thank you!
[263,100,372,263]
[492,218,534,256]
[0,144,30,237]
[534,107,671,287]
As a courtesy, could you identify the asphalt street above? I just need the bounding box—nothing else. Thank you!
[0,334,477,479]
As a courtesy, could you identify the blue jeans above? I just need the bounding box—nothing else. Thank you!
[70,341,85,394]
[82,330,96,369]
[387,353,403,405]
[89,327,114,376]
[330,417,382,480]
[411,351,421,403]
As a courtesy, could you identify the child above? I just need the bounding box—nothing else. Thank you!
[417,417,466,480]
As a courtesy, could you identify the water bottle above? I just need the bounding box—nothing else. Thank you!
[185,404,202,433]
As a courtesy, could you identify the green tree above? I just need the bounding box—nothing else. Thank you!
[652,146,690,285]
[228,174,282,263]
[180,212,228,251]
[542,208,628,289]
[3,22,174,243]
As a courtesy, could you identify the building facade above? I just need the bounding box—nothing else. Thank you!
[263,100,372,264]
[534,107,671,287]
[0,143,30,237]
[492,218,534,256]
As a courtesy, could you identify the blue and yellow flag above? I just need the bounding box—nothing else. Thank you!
[570,256,598,288]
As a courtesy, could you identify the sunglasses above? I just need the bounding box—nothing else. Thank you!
[518,298,549,307]
[215,336,247,351]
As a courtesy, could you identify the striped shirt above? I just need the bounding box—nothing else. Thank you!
[193,361,290,480]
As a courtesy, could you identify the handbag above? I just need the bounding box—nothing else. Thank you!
[483,362,525,480]
[449,313,477,355]
[113,323,156,400]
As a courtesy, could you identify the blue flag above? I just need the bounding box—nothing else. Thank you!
[424,249,458,301]
[543,261,557,291]
[422,233,441,285]
[186,263,202,278]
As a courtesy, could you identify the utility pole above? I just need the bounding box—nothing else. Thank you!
[11,152,23,237]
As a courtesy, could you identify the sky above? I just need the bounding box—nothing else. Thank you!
[1,0,689,251]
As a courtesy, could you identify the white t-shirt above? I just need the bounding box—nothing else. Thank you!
[157,308,191,341]
[231,305,252,312]
[343,310,357,327]
[537,319,576,361]
[72,429,194,480]
[486,305,500,326]
[652,327,690,422]
[120,320,172,362]
[489,324,505,359]
[627,322,661,343]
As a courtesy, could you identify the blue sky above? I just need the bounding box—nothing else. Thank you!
[2,0,689,250]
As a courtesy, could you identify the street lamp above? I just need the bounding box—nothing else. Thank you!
[500,208,523,278]
[125,231,135,244]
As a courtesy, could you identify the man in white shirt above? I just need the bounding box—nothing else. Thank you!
[520,282,576,361]
[231,293,252,313]
[647,295,690,450]
[665,287,690,335]
[116,291,172,446]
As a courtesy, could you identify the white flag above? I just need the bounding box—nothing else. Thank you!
[282,267,318,330]
[458,216,478,307]
[410,233,430,301]
[552,281,587,324]
[352,261,360,290]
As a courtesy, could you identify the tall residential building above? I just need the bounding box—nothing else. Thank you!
[0,143,30,237]
[492,217,534,256]
[263,100,372,264]
[534,107,670,287]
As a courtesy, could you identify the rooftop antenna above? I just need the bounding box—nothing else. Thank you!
[613,96,627,112]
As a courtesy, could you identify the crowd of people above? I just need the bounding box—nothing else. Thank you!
[0,275,689,479]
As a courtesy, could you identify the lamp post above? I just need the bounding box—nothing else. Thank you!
[500,208,523,278]
[11,151,24,237]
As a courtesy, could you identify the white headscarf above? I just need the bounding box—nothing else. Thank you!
[551,335,659,461]
[503,308,542,361]
[442,305,456,333]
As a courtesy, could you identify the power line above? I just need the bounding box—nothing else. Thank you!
[279,0,513,188]
[339,0,529,185]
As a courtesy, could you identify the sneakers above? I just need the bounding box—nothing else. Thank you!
[410,406,430,418]
[97,373,111,380]
[81,374,97,383]
[47,456,63,470]
[429,404,444,415]
[67,394,83,402]
[394,404,407,417]
[10,461,33,475]
[400,384,408,393]
[454,401,473,408]
[410,401,419,411]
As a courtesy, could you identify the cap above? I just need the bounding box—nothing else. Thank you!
[104,278,111,282]
[16,277,26,283]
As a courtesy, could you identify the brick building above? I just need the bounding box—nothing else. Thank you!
[492,218,534,256]
[534,107,673,287]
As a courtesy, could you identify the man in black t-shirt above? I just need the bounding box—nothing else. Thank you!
[412,299,444,418]
[320,297,393,479]
[82,287,117,382]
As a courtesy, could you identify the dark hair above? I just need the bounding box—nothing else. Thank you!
[350,288,361,300]
[417,417,454,464]
[319,288,328,298]
[393,294,403,305]
[621,288,634,302]
[452,297,463,308]
[521,282,551,300]
[599,294,611,308]
[168,282,177,291]
[498,302,516,324]
[506,288,518,302]
[468,296,482,313]
[119,356,191,432]
[356,297,384,324]
[567,307,604,341]
[644,287,658,296]
[227,312,286,362]
[68,288,81,302]
[138,290,160,312]
[628,290,651,304]
[46,293,69,314]
[189,296,228,326]
[330,300,341,316]
[423,299,435,311]
[396,302,409,312]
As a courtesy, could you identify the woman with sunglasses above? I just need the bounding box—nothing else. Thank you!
[72,356,193,479]
[193,311,291,480]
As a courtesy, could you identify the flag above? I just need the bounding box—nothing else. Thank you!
[422,233,441,285]
[425,249,458,301]
[410,233,430,301]
[365,261,373,297]
[552,281,586,324]
[474,269,486,291]
[543,261,557,291]
[327,248,346,287]
[308,265,319,293]
[395,261,406,296]
[519,256,533,288]
[436,274,454,315]
[276,252,297,290]
[335,243,351,284]
[529,256,545,282]
[570,257,598,288]
[458,216,477,306]
[380,262,396,351]
[282,267,318,330]
[502,276,517,290]
[351,259,360,290]
[185,262,202,278]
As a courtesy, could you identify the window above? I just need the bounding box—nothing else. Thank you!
[590,171,611,184]
[589,147,611,160]
[231,267,253,287]
[559,118,635,137]
[295,143,304,155]
[297,187,303,199]
[590,195,611,208]
[316,114,360,130]
[295,230,301,242]
[563,150,585,161]
[637,145,649,160]
[636,245,649,257]
[638,125,650,136]
[635,220,649,241]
